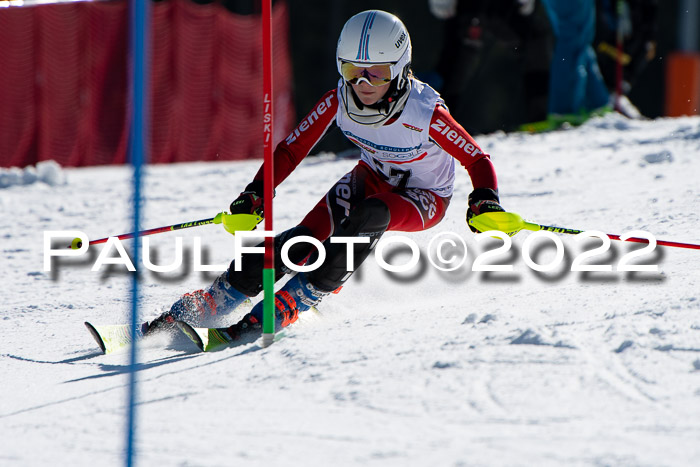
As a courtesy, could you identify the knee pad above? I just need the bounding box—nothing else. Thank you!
[338,197,391,236]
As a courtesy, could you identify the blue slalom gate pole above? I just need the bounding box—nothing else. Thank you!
[126,0,150,466]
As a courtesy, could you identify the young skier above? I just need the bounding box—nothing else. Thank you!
[144,9,504,340]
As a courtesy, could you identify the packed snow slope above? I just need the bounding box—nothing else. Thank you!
[1,114,699,466]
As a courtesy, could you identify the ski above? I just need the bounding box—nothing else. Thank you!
[84,322,144,354]
[176,307,321,352]
[175,321,261,352]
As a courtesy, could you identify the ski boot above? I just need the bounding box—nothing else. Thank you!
[222,272,328,340]
[143,272,248,335]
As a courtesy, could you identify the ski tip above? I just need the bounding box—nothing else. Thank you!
[175,320,205,352]
[84,321,107,354]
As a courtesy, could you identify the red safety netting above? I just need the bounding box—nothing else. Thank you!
[0,0,295,167]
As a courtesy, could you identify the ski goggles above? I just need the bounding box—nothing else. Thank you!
[340,62,393,86]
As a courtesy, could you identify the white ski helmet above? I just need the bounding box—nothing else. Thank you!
[336,10,413,126]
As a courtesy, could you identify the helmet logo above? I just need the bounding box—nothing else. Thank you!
[355,11,377,60]
[395,32,406,49]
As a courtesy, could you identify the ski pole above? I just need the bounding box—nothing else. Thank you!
[469,212,700,250]
[68,212,262,249]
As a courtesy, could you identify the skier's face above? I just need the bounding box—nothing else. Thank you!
[351,80,391,106]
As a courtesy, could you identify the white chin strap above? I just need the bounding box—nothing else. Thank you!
[340,78,411,127]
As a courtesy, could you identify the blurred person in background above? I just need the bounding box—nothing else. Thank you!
[542,0,611,117]
[142,10,504,341]
[594,0,659,118]
[429,0,555,131]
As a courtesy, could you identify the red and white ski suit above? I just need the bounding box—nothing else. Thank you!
[252,78,498,241]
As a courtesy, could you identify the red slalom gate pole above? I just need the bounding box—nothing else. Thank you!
[261,0,275,348]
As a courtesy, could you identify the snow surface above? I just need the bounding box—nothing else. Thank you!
[1,114,700,466]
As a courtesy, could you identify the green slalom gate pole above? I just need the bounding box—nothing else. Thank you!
[261,0,275,348]
[469,212,700,250]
